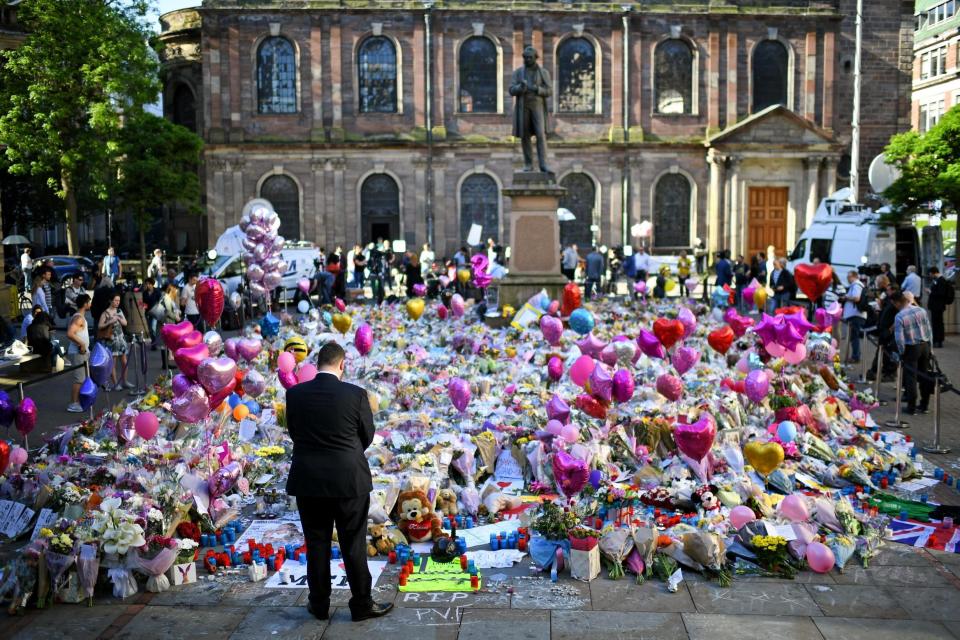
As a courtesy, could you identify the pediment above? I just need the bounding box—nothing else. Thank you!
[707,105,836,147]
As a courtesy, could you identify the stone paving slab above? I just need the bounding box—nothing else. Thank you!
[321,606,461,639]
[457,609,550,640]
[686,582,823,616]
[888,586,960,622]
[110,605,246,640]
[813,617,955,640]
[551,611,688,640]
[509,577,592,610]
[9,604,130,640]
[681,613,824,640]
[831,564,954,587]
[802,584,910,619]
[228,606,326,640]
[587,577,697,613]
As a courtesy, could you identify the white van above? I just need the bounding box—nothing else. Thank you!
[787,189,921,278]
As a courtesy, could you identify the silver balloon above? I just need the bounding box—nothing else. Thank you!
[247,264,265,282]
[308,308,320,322]
[245,225,264,242]
[243,322,260,338]
[248,281,267,297]
[275,260,289,274]
[238,214,251,231]
[230,292,242,308]
[242,237,256,251]
[262,257,280,272]
[241,252,256,266]
[263,271,282,289]
[203,330,223,356]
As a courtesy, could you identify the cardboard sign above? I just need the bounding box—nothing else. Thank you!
[265,559,386,589]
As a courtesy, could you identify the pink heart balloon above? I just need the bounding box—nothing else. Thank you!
[177,330,204,350]
[450,294,466,318]
[637,330,666,359]
[236,338,262,362]
[576,334,606,358]
[655,373,683,401]
[161,319,194,351]
[672,346,701,376]
[674,413,717,462]
[540,315,563,347]
[278,369,298,389]
[174,343,210,381]
[172,373,193,397]
[171,384,210,423]
[355,324,374,356]
[448,377,471,412]
[612,369,635,403]
[208,379,237,409]
[678,307,697,338]
[223,337,240,361]
[546,394,570,424]
[551,449,589,497]
[599,343,618,366]
[197,356,238,395]
[209,461,242,498]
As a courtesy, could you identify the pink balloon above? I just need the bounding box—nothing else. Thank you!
[674,413,717,461]
[437,305,448,320]
[806,541,835,573]
[355,324,374,356]
[569,355,595,387]
[672,346,701,376]
[729,505,756,529]
[612,369,635,403]
[209,461,242,498]
[588,364,613,403]
[277,351,296,374]
[540,315,563,347]
[177,330,203,350]
[655,374,683,401]
[172,373,193,397]
[677,306,697,338]
[297,363,318,383]
[448,377,471,412]
[223,337,240,361]
[783,343,807,365]
[576,334,606,358]
[161,319,194,351]
[551,449,589,497]
[197,357,238,395]
[171,384,210,423]
[547,300,560,316]
[174,343,210,381]
[779,494,810,522]
[744,369,770,403]
[547,356,564,382]
[765,342,786,358]
[546,394,571,424]
[335,298,346,312]
[207,379,236,410]
[450,294,466,318]
[599,343,618,366]
[278,369,298,389]
[236,338,262,362]
[637,330,666,359]
[546,419,564,436]
[134,411,159,439]
[560,424,580,443]
[298,278,310,293]
[9,445,27,466]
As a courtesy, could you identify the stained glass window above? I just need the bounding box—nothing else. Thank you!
[172,84,197,132]
[257,37,297,114]
[557,37,596,113]
[653,173,691,248]
[460,174,499,241]
[559,173,595,249]
[358,36,398,113]
[752,40,788,111]
[261,175,300,241]
[459,37,498,113]
[655,39,693,114]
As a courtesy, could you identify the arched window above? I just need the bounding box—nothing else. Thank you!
[358,36,398,113]
[557,37,596,113]
[360,174,400,244]
[558,173,595,249]
[260,175,300,241]
[752,40,789,111]
[460,174,499,242]
[172,84,197,132]
[653,173,691,248]
[654,39,693,114]
[459,36,498,113]
[257,37,297,114]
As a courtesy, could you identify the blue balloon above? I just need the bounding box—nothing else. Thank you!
[260,313,280,338]
[227,393,242,408]
[568,308,595,335]
[243,399,261,415]
[297,300,310,314]
[711,287,729,309]
[0,390,13,427]
[89,342,114,387]
[777,420,798,444]
[79,377,98,411]
[322,311,333,326]
[538,295,552,312]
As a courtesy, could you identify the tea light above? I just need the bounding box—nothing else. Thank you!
[470,575,479,589]
[460,554,468,571]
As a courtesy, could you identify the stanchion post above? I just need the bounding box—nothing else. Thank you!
[883,361,908,429]
[856,336,869,383]
[873,342,883,400]
[86,358,93,420]
[923,374,950,454]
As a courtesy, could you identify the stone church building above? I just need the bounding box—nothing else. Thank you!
[158,0,913,261]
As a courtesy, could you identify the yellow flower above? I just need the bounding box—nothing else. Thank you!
[40,528,53,538]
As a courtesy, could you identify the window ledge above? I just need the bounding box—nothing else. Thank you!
[555,112,605,118]
[652,112,701,118]
[455,111,506,117]
[913,72,960,90]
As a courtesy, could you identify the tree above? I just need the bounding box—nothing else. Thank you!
[115,110,202,276]
[0,0,159,255]
[883,105,960,218]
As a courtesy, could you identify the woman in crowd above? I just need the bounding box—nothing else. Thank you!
[676,250,692,297]
[404,252,423,298]
[98,292,132,390]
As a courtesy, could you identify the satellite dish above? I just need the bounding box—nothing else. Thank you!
[868,154,901,194]
[557,208,576,222]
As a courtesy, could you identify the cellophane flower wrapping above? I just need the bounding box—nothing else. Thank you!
[76,544,100,605]
[599,527,633,579]
[826,533,857,572]
[107,567,138,599]
[45,547,77,603]
[631,526,658,577]
[130,546,178,593]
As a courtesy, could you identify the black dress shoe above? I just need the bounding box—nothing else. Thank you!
[351,602,393,622]
[307,602,329,620]
[917,406,930,414]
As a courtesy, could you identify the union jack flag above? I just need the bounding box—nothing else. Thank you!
[888,518,960,553]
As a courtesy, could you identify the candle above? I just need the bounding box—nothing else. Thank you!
[466,517,473,528]
[470,575,479,589]
[267,556,275,571]
[460,554,468,571]
[490,535,499,551]
[388,551,397,564]
[398,573,408,586]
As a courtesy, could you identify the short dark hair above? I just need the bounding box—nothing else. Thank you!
[928,266,940,275]
[888,291,907,306]
[76,293,90,308]
[316,342,346,367]
[145,277,155,286]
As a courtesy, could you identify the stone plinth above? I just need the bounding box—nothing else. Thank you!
[499,172,569,309]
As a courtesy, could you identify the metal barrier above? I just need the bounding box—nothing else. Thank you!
[882,361,909,429]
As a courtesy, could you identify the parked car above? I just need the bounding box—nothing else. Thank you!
[36,255,95,287]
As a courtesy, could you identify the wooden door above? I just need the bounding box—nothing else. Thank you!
[747,187,788,258]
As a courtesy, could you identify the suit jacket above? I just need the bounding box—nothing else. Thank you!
[769,269,796,295]
[509,65,551,137]
[285,373,375,498]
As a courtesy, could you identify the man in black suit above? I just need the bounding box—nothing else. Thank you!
[285,342,393,622]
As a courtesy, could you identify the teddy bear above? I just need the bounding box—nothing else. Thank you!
[395,490,443,543]
[435,488,459,518]
[366,521,396,557]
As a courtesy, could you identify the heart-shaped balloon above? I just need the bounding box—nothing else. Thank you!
[794,263,833,301]
[236,338,262,362]
[588,364,613,403]
[448,377,471,412]
[743,441,785,475]
[332,313,353,334]
[208,378,237,410]
[209,461,242,498]
[744,369,770,403]
[278,369,298,389]
[655,373,684,401]
[637,329,666,359]
[203,331,223,356]
[599,343,618,366]
[612,369,635,403]
[177,330,204,351]
[612,340,637,366]
[117,406,138,443]
[707,326,735,354]
[171,384,210,423]
[450,294,466,318]
[0,440,9,475]
[546,394,571,424]
[196,277,225,327]
[674,413,716,461]
[672,346,701,376]
[723,308,755,337]
[551,449,589,497]
[243,369,266,397]
[355,323,374,356]
[161,319,194,351]
[653,318,685,350]
[197,357,238,395]
[406,299,425,321]
[575,393,607,420]
[677,306,697,338]
[14,398,36,436]
[540,315,563,347]
[561,282,582,317]
[172,373,193,397]
[174,343,210,381]
[223,337,240,361]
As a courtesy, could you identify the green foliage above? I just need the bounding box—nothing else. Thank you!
[0,0,160,253]
[883,105,960,217]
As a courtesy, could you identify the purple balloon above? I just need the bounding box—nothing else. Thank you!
[118,406,138,444]
[546,394,570,424]
[223,337,240,361]
[576,334,606,358]
[588,364,613,403]
[236,338,262,362]
[172,373,193,397]
[637,329,666,359]
[209,461,242,498]
[243,369,266,398]
[599,343,618,366]
[678,306,697,338]
[744,369,771,403]
[14,397,37,436]
[263,271,282,289]
[672,346,701,376]
[448,377,471,412]
[612,369,635,403]
[589,469,604,490]
[0,390,14,428]
[171,384,210,423]
[540,315,563,347]
[278,369,298,389]
[552,449,589,497]
[197,356,238,396]
[655,374,683,401]
[247,264,265,282]
[355,324,374,356]
[547,356,564,382]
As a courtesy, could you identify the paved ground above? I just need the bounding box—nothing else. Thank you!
[1,319,959,639]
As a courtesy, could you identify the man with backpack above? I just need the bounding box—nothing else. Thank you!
[926,266,953,348]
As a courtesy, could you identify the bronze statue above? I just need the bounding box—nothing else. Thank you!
[509,46,552,174]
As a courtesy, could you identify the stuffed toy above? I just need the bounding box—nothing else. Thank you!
[366,521,396,557]
[368,489,391,524]
[691,484,721,511]
[395,490,443,543]
[435,488,459,517]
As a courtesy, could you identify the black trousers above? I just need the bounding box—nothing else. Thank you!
[929,306,945,345]
[561,268,576,282]
[901,342,933,410]
[297,494,372,613]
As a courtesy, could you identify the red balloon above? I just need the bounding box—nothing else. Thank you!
[794,263,833,301]
[561,282,582,318]
[196,277,225,327]
[0,440,9,475]
[707,326,735,354]
[775,305,806,316]
[575,393,608,420]
[653,318,685,350]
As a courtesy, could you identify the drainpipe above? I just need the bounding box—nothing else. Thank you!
[621,5,632,247]
[849,0,862,200]
[423,1,435,247]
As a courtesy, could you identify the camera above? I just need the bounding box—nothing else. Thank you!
[857,263,882,277]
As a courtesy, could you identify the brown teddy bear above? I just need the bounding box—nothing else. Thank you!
[366,521,396,557]
[395,490,443,543]
[435,488,459,518]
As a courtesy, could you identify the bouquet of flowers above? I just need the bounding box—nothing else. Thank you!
[598,526,633,580]
[254,445,286,462]
[175,538,199,565]
[130,535,178,593]
[748,534,798,579]
[567,525,599,551]
[76,544,100,606]
[40,527,77,606]
[532,501,579,541]
[682,531,731,587]
[176,521,201,543]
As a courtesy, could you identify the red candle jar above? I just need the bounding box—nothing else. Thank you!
[470,575,479,589]
[518,537,527,552]
[388,551,397,564]
[399,574,408,586]
[880,477,889,489]
[247,539,257,550]
[459,555,468,571]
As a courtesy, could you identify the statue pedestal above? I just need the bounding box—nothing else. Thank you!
[499,172,569,309]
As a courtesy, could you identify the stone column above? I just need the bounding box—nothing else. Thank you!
[725,32,738,129]
[433,160,448,255]
[803,156,822,230]
[725,155,742,257]
[804,31,817,121]
[629,155,643,234]
[310,25,324,140]
[332,159,348,245]
[707,32,721,131]
[706,149,725,254]
[822,29,835,132]
[413,158,427,245]
[209,158,227,240]
[311,159,326,246]
[329,23,344,141]
[823,157,838,196]
[230,159,245,229]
